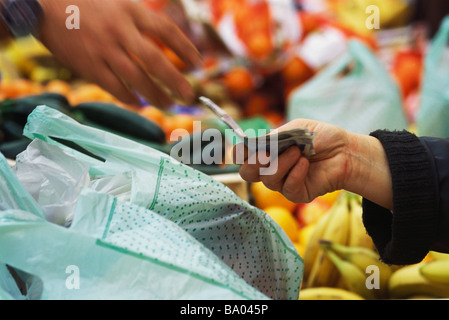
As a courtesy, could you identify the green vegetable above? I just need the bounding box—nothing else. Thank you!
[73,102,166,144]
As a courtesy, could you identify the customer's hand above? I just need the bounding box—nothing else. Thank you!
[235,119,393,209]
[37,0,203,107]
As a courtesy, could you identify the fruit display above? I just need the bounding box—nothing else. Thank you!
[256,186,449,300]
[1,0,447,300]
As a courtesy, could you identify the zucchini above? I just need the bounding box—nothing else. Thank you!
[0,93,71,126]
[73,102,166,144]
[1,120,25,141]
[0,138,31,159]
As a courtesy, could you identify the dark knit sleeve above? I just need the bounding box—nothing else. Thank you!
[361,130,439,265]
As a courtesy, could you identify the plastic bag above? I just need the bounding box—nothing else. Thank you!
[416,16,449,138]
[13,139,90,226]
[287,40,408,135]
[0,105,302,300]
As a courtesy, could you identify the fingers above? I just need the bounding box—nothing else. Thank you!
[260,147,301,192]
[126,32,194,104]
[109,45,175,108]
[238,146,302,186]
[131,6,203,69]
[282,156,310,202]
[127,4,203,105]
[91,61,141,106]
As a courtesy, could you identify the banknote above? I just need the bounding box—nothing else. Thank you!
[244,127,316,158]
[199,96,316,157]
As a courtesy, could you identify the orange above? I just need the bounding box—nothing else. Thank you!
[68,83,117,105]
[244,93,270,117]
[139,106,166,126]
[250,181,297,213]
[263,111,284,128]
[392,50,422,98]
[281,56,314,86]
[222,67,255,99]
[0,78,41,98]
[164,113,196,140]
[299,11,321,38]
[44,79,72,96]
[247,32,273,60]
[265,206,299,242]
[318,190,342,207]
[293,241,305,257]
[295,198,330,227]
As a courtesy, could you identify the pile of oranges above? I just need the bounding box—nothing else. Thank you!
[0,78,198,140]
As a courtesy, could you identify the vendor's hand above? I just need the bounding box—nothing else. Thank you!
[37,0,203,107]
[235,119,393,210]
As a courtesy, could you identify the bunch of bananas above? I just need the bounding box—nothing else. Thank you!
[299,190,449,300]
[388,252,449,299]
[301,191,375,290]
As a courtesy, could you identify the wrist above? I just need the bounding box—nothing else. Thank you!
[343,131,393,210]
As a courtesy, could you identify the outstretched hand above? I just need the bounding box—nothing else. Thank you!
[37,0,203,107]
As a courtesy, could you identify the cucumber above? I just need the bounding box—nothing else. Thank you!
[73,102,166,144]
[0,138,31,159]
[0,93,71,126]
[1,120,25,141]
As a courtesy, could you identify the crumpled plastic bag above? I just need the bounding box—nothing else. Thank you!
[13,139,90,226]
[416,16,449,138]
[0,105,303,300]
[287,40,408,135]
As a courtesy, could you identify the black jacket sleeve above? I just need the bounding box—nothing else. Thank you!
[361,130,449,265]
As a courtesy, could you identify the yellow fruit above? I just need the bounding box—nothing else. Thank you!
[297,223,316,247]
[319,190,343,207]
[250,181,297,212]
[294,242,305,257]
[265,206,299,242]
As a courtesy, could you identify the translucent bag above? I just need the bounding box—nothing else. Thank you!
[416,16,449,138]
[287,40,408,135]
[0,105,302,300]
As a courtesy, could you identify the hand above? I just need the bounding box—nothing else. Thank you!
[236,119,350,203]
[235,119,393,209]
[37,0,203,108]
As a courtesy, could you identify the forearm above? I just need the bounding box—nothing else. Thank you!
[343,131,393,210]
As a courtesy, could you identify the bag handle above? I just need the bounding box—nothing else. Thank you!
[425,15,449,70]
[0,153,44,219]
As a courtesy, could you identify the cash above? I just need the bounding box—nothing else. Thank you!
[199,96,316,158]
[244,127,316,158]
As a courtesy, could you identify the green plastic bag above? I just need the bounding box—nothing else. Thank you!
[287,40,408,134]
[416,16,449,138]
[0,105,302,300]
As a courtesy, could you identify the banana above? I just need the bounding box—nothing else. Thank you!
[299,287,364,300]
[320,240,392,299]
[347,194,374,249]
[306,194,350,288]
[389,263,449,299]
[420,260,449,285]
[429,251,449,261]
[322,247,377,300]
[302,206,332,282]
